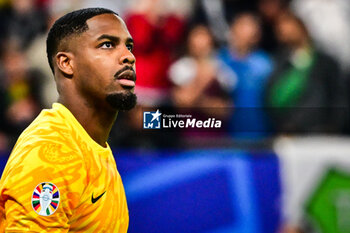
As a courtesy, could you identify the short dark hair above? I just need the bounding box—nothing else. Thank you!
[46,8,118,74]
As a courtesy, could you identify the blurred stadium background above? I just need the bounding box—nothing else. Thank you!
[1,0,350,232]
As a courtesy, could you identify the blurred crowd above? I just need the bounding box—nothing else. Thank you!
[0,0,350,151]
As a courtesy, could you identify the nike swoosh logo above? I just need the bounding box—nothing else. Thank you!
[91,191,106,204]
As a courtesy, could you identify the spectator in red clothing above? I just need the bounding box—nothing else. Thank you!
[125,0,185,107]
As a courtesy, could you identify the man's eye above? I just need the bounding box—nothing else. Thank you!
[126,44,133,51]
[100,42,114,48]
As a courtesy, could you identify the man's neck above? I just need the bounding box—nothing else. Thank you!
[58,96,118,147]
[231,42,253,58]
[291,38,311,51]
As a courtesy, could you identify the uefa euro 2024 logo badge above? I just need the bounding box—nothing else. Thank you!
[143,109,162,129]
[32,182,60,216]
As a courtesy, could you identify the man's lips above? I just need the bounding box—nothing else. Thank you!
[116,70,136,87]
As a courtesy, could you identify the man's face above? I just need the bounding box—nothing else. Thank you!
[230,15,261,51]
[70,13,136,111]
[188,25,213,57]
[276,16,304,46]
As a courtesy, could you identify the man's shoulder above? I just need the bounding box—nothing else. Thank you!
[249,50,271,63]
[11,109,84,165]
[9,136,83,169]
[217,47,231,60]
[20,107,79,145]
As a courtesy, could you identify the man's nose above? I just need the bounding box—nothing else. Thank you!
[120,47,135,65]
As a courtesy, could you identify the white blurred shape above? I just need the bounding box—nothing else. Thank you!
[292,0,350,72]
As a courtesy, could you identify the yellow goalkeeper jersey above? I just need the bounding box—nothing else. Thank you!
[0,103,129,232]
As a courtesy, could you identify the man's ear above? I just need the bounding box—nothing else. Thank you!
[56,52,74,77]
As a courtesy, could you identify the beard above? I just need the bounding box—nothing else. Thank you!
[105,91,137,111]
